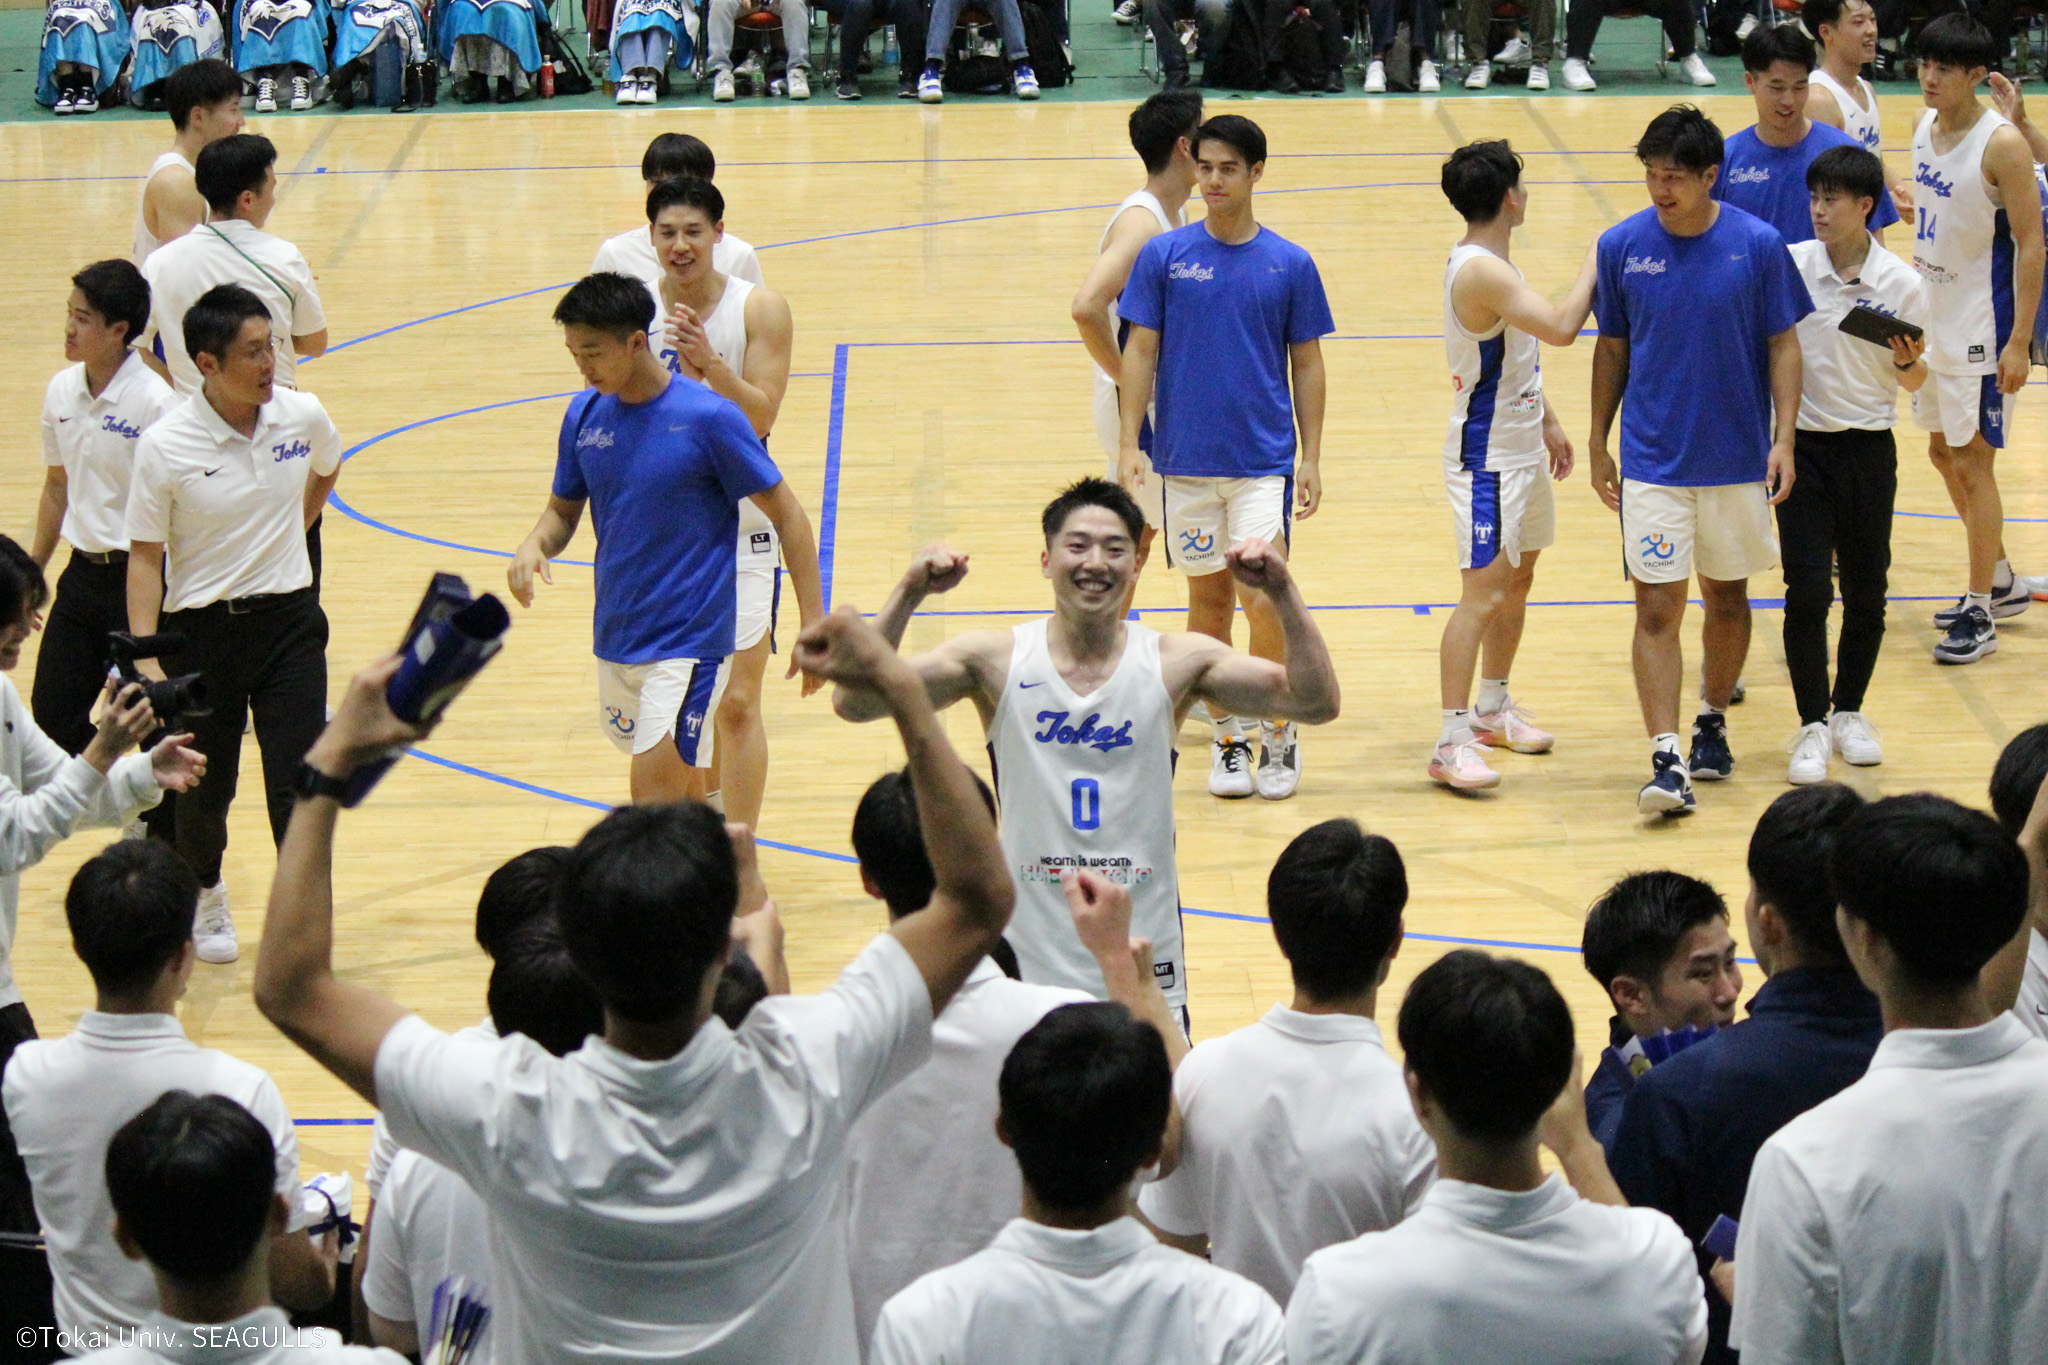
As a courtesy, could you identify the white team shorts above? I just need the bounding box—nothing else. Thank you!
[736,525,781,654]
[1620,479,1779,585]
[1162,475,1289,576]
[597,656,732,766]
[1449,463,1555,570]
[1913,369,2015,450]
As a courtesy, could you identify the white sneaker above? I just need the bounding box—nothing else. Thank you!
[1364,59,1387,92]
[1430,736,1502,790]
[1496,35,1531,64]
[616,77,638,103]
[290,75,311,109]
[255,77,278,112]
[1562,56,1596,89]
[1256,722,1300,800]
[1829,711,1883,766]
[1209,735,1255,798]
[1680,51,1716,85]
[2024,573,2048,602]
[713,69,736,101]
[1526,61,1549,89]
[1787,722,1832,785]
[638,76,660,103]
[1465,60,1491,88]
[1735,12,1759,39]
[194,882,238,964]
[1417,59,1440,92]
[787,66,810,99]
[1113,0,1141,23]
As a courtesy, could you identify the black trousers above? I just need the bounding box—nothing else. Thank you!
[0,1001,38,1234]
[155,591,329,887]
[1777,427,1896,727]
[827,0,930,81]
[28,554,129,757]
[1565,0,1696,60]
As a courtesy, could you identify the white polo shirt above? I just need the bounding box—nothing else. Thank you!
[360,1149,493,1337]
[141,218,324,394]
[71,1307,406,1363]
[364,1019,497,1200]
[371,932,933,1365]
[1138,1006,1435,1307]
[0,1012,312,1345]
[1790,236,1930,433]
[41,352,180,555]
[2016,928,2048,1042]
[591,224,764,286]
[1731,1014,2048,1365]
[842,957,1091,1347]
[124,388,341,612]
[870,1216,1285,1365]
[1286,1176,1708,1365]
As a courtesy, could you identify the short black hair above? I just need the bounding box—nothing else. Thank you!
[1581,870,1729,991]
[1742,21,1816,73]
[642,132,716,183]
[1041,476,1144,546]
[1831,794,2028,988]
[1801,0,1865,38]
[182,283,270,370]
[1441,139,1524,223]
[1990,723,2048,837]
[164,58,241,131]
[1635,105,1725,173]
[647,176,725,229]
[1916,12,1997,70]
[1000,1002,1171,1212]
[1399,950,1575,1144]
[1267,819,1407,1000]
[852,766,998,920]
[0,535,49,628]
[1807,144,1887,223]
[475,846,572,959]
[714,945,769,1028]
[486,919,604,1058]
[1195,114,1266,168]
[556,802,737,1025]
[73,259,152,345]
[1130,90,1203,175]
[553,273,657,341]
[1748,784,1864,970]
[105,1092,275,1281]
[67,841,199,997]
[194,133,276,215]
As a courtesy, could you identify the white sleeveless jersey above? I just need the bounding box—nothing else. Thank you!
[648,274,776,546]
[986,620,1185,1009]
[133,151,194,264]
[1912,107,2014,375]
[1442,244,1546,473]
[1812,68,1882,154]
[1092,191,1182,459]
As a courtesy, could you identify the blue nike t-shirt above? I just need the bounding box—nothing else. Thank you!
[1595,204,1814,487]
[552,377,781,664]
[1714,122,1901,244]
[1118,222,1335,479]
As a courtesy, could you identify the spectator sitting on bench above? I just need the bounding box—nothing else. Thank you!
[823,0,931,99]
[912,0,1038,102]
[438,0,544,102]
[708,0,814,100]
[38,0,129,115]
[127,0,227,109]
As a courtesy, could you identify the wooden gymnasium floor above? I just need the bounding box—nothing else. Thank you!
[3,94,2044,1181]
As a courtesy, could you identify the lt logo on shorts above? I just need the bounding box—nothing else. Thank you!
[1640,534,1676,562]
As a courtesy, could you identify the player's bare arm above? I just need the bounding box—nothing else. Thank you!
[1587,335,1630,513]
[1160,539,1339,724]
[832,544,1009,723]
[1989,73,2048,165]
[1117,323,1162,493]
[1072,207,1164,381]
[1064,868,1187,1175]
[143,165,206,249]
[1765,327,1800,504]
[749,479,826,692]
[1453,241,1599,347]
[508,495,585,607]
[1806,82,1844,131]
[293,328,329,359]
[1289,338,1327,519]
[1984,124,2045,395]
[1542,396,1576,480]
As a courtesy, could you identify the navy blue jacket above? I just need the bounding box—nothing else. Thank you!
[1585,1015,1638,1153]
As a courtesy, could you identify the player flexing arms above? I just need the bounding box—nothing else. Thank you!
[1432,141,1596,791]
[1071,89,1202,583]
[642,176,823,828]
[832,478,1338,1023]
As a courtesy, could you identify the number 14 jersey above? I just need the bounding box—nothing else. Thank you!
[987,619,1186,1012]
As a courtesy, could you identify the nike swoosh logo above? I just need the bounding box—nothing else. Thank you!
[1018,681,1046,689]
[202,468,222,477]
[56,416,73,423]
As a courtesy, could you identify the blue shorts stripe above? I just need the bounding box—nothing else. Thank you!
[1469,470,1502,568]
[1979,373,2008,449]
[672,659,721,768]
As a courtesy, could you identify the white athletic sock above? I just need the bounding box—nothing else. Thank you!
[1967,591,1992,615]
[1213,714,1244,744]
[1475,678,1510,715]
[1440,709,1471,745]
[1700,702,1727,718]
[704,789,727,815]
[1652,732,1682,757]
[1995,558,2013,589]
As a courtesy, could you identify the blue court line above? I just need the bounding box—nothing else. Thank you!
[295,1117,375,1126]
[820,344,851,611]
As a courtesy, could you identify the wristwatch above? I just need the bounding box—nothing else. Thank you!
[293,760,351,803]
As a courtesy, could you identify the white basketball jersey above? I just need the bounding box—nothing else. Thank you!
[133,151,194,264]
[1812,68,1882,155]
[647,275,776,546]
[987,620,1186,1009]
[1912,107,2014,375]
[1093,191,1182,459]
[1442,244,1546,473]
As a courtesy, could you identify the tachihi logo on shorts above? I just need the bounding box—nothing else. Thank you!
[1168,262,1216,282]
[606,706,635,736]
[1640,533,1676,561]
[1178,527,1214,556]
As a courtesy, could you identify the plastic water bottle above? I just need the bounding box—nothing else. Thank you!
[538,59,555,97]
[883,23,897,65]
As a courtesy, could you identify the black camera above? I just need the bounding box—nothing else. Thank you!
[107,632,211,728]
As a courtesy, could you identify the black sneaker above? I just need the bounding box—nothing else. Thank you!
[837,78,862,99]
[1638,750,1696,816]
[1689,713,1734,780]
[1933,605,1998,664]
[1269,65,1301,94]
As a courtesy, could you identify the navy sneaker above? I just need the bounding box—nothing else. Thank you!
[1638,750,1696,816]
[1934,581,2030,626]
[1689,713,1733,780]
[1933,605,1997,664]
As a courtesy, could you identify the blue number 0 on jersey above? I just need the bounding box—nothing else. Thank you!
[1071,777,1101,831]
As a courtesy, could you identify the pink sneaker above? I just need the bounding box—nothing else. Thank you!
[1474,700,1554,754]
[1430,738,1502,790]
